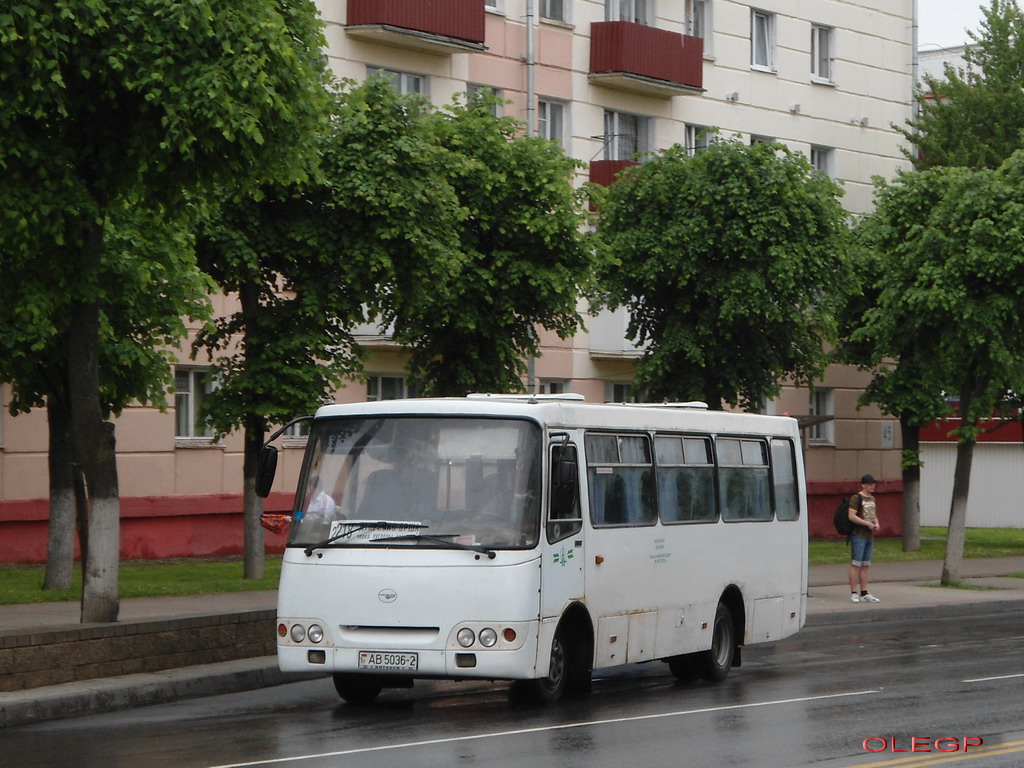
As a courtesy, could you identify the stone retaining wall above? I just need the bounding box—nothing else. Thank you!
[0,610,275,692]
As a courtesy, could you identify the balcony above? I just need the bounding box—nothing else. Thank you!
[589,21,703,97]
[346,0,486,54]
[589,159,638,188]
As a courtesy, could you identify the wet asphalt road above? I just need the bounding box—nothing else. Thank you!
[6,610,1024,768]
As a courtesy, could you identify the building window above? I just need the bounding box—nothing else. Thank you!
[174,369,213,438]
[605,382,634,403]
[467,84,503,115]
[607,0,652,25]
[811,24,834,82]
[809,388,834,443]
[367,66,425,96]
[810,146,835,178]
[540,0,566,22]
[603,110,651,162]
[751,9,775,71]
[538,99,567,145]
[485,0,501,11]
[750,134,774,146]
[539,380,569,395]
[687,0,709,40]
[684,124,716,155]
[284,421,310,439]
[367,376,413,401]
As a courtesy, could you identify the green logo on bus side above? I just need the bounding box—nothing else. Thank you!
[553,548,574,566]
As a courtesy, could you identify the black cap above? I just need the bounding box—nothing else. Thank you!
[860,474,876,484]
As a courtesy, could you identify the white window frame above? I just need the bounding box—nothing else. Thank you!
[467,83,504,116]
[810,145,835,178]
[811,24,834,82]
[540,0,567,22]
[607,0,653,25]
[605,382,635,403]
[686,0,710,47]
[174,368,214,439]
[684,124,716,156]
[809,388,835,443]
[538,98,567,145]
[751,9,775,72]
[539,380,570,395]
[603,109,652,162]
[367,375,414,402]
[367,66,426,96]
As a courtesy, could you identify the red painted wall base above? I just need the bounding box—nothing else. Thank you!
[0,484,903,564]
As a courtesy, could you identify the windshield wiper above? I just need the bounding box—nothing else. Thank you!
[372,534,497,560]
[304,521,427,557]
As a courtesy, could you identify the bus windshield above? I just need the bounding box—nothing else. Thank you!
[289,416,542,550]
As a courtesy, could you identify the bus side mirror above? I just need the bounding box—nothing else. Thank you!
[255,445,278,498]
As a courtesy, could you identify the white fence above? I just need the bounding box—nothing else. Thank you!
[920,443,1024,528]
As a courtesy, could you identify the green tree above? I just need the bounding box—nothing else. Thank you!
[596,139,851,409]
[393,94,595,396]
[0,0,329,621]
[902,0,1024,170]
[195,78,463,577]
[854,159,1024,582]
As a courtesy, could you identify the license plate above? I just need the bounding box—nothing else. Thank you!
[358,651,418,671]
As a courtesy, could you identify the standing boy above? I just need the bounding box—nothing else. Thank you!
[849,474,881,603]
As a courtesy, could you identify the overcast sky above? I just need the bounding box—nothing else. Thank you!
[918,0,989,49]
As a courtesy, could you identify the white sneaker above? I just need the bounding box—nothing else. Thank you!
[850,593,860,603]
[861,593,881,603]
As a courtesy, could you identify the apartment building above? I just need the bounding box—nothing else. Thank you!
[0,1,915,561]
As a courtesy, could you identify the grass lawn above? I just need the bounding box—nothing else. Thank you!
[0,558,282,605]
[809,527,1024,565]
[1,528,1021,605]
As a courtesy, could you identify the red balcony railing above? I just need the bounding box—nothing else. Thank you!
[347,0,485,49]
[590,21,703,95]
[589,160,638,188]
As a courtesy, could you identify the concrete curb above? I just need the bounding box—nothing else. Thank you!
[805,596,1024,627]
[0,657,322,729]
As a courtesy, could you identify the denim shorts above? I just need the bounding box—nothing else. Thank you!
[850,534,874,566]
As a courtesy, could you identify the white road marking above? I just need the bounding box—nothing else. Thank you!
[205,688,882,768]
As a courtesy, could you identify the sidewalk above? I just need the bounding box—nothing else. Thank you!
[2,558,1023,728]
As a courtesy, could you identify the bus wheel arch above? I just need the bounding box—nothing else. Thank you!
[698,587,744,682]
[515,602,593,704]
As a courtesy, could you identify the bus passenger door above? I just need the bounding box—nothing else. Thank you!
[540,440,585,621]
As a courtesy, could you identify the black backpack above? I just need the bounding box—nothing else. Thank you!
[833,494,859,537]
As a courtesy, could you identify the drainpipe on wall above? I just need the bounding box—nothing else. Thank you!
[526,0,537,393]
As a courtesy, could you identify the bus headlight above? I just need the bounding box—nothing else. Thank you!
[457,628,476,648]
[479,628,497,647]
[307,624,324,644]
[290,624,306,643]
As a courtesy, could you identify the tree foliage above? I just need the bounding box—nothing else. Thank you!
[195,78,464,575]
[595,139,852,409]
[0,0,330,620]
[901,0,1024,170]
[853,156,1024,580]
[392,94,595,396]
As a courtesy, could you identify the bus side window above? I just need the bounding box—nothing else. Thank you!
[771,438,800,520]
[548,444,582,543]
[718,438,772,521]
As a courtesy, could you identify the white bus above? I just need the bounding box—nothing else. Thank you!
[257,394,807,704]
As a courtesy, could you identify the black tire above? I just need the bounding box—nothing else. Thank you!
[697,602,736,682]
[332,673,384,705]
[531,628,570,704]
[667,652,700,683]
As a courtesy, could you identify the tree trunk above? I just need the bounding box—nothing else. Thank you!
[44,398,76,590]
[240,279,265,580]
[900,416,921,552]
[941,437,975,586]
[68,215,121,622]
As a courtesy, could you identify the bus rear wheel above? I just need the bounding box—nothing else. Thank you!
[332,673,384,705]
[697,602,736,682]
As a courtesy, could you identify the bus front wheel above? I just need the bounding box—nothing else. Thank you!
[531,629,569,704]
[332,673,384,705]
[697,602,736,682]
